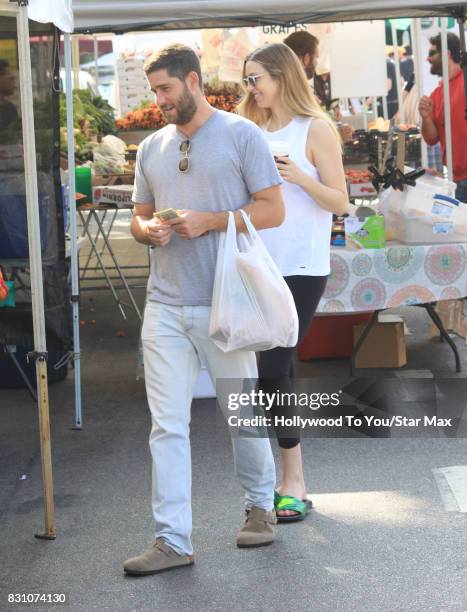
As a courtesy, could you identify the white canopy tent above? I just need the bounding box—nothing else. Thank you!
[69,0,465,168]
[72,0,466,32]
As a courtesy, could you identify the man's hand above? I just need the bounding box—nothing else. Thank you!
[419,96,433,119]
[146,217,173,246]
[338,123,353,143]
[164,210,213,240]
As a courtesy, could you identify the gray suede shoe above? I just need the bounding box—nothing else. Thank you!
[236,506,277,548]
[124,538,194,576]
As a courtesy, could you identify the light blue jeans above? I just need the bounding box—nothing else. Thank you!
[141,301,276,555]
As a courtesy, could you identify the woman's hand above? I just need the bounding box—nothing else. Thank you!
[275,157,308,186]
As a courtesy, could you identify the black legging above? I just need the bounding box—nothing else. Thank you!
[257,275,328,449]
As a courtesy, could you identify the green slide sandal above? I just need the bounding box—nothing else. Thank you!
[274,491,312,523]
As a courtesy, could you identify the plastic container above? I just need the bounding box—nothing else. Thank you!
[378,174,467,244]
[393,213,467,244]
[75,166,92,204]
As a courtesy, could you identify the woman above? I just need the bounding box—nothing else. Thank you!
[238,43,348,522]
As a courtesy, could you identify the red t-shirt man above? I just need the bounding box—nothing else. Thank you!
[426,70,467,182]
[419,34,467,201]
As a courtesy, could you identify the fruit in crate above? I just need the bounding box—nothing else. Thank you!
[345,169,377,197]
[345,170,373,184]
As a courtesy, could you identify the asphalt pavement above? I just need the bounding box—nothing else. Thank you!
[1,287,467,612]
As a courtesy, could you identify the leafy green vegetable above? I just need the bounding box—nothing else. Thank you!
[59,90,116,163]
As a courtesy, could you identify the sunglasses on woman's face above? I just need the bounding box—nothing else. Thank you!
[179,139,190,173]
[243,74,265,88]
[428,49,440,58]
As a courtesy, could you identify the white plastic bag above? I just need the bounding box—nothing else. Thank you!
[209,209,298,352]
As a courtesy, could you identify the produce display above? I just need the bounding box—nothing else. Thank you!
[115,101,166,131]
[59,90,116,164]
[115,81,241,131]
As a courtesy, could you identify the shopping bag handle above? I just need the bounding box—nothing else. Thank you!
[238,209,258,239]
[224,210,239,254]
[225,209,259,254]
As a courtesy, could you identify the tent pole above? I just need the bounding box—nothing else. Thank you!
[391,20,405,123]
[65,33,83,430]
[72,35,80,89]
[16,3,55,539]
[411,18,428,168]
[441,18,454,182]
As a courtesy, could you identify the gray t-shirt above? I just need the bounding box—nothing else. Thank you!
[132,109,281,306]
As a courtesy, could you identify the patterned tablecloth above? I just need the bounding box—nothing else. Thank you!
[318,242,467,314]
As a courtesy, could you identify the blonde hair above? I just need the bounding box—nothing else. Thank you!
[237,43,341,146]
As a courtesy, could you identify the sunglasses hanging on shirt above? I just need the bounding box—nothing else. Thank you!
[179,140,191,173]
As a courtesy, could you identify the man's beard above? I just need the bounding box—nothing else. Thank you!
[430,60,442,77]
[305,65,315,79]
[160,85,197,125]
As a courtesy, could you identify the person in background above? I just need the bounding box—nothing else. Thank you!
[400,45,415,84]
[238,43,348,522]
[283,30,319,81]
[394,72,418,126]
[382,57,399,119]
[419,33,467,202]
[284,31,353,143]
[125,44,283,576]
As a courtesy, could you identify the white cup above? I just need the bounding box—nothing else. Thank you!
[268,140,290,161]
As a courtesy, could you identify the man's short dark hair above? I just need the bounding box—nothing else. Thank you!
[144,44,203,87]
[283,31,319,59]
[429,33,461,64]
[404,45,412,56]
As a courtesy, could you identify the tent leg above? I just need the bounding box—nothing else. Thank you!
[34,357,56,540]
[441,19,454,182]
[65,33,83,430]
[17,3,56,538]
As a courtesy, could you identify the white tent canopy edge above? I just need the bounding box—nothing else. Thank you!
[28,0,73,33]
[72,0,467,32]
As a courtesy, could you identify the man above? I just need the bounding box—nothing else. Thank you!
[419,33,467,202]
[284,31,353,142]
[283,30,319,80]
[124,44,284,576]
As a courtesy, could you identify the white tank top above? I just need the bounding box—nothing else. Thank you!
[259,116,332,276]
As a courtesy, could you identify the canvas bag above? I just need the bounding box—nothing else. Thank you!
[209,209,298,352]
